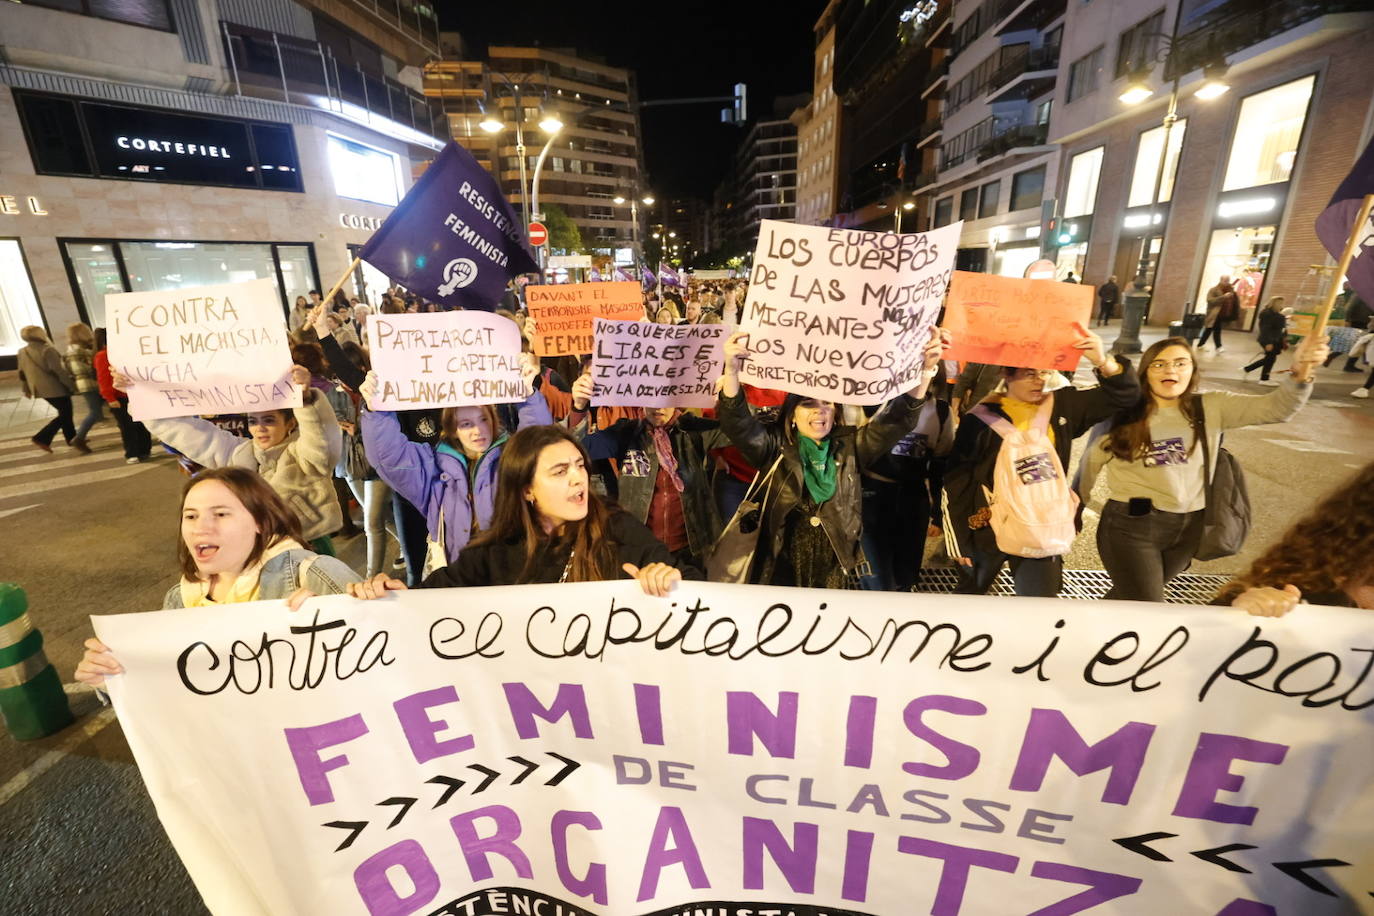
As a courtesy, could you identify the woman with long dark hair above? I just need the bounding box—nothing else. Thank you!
[1078,333,1326,602]
[352,425,688,597]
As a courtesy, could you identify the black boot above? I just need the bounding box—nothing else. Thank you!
[1345,357,1362,373]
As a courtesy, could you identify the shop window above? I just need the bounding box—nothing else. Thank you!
[1063,146,1104,218]
[1193,226,1274,321]
[959,188,978,222]
[64,242,126,329]
[327,134,402,206]
[1010,166,1045,212]
[1067,47,1103,103]
[1222,76,1315,192]
[0,241,45,359]
[978,181,1000,219]
[1127,119,1187,208]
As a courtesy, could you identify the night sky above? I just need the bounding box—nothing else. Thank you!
[440,1,826,203]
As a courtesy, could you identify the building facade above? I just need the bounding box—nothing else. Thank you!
[426,43,646,261]
[1047,0,1374,327]
[0,0,445,369]
[735,104,803,247]
[792,0,842,226]
[923,0,1064,279]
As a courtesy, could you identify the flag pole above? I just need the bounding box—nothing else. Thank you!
[1313,193,1374,337]
[322,256,362,309]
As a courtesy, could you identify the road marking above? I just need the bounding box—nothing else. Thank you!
[0,461,162,502]
[0,504,39,520]
[0,704,118,809]
[0,453,136,479]
[0,428,121,455]
[1260,438,1353,455]
[0,425,121,444]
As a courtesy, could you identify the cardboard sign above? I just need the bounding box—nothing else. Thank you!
[369,311,527,409]
[943,271,1094,370]
[100,584,1374,915]
[591,319,727,408]
[526,281,644,356]
[740,220,960,405]
[106,278,299,421]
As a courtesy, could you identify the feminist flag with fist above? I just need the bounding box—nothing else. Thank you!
[358,141,538,310]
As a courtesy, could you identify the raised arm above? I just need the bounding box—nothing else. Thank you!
[290,385,344,476]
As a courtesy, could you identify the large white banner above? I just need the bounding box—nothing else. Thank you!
[106,278,299,421]
[740,221,961,405]
[97,585,1374,916]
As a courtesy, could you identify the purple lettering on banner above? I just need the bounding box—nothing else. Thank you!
[1009,708,1155,805]
[897,837,1019,916]
[501,682,594,739]
[284,713,369,805]
[842,829,875,902]
[636,806,711,902]
[394,686,475,764]
[1027,861,1142,915]
[551,810,609,905]
[902,694,986,780]
[354,839,440,916]
[844,695,878,768]
[449,805,533,881]
[726,691,799,758]
[1171,733,1288,825]
[634,683,665,745]
[742,817,819,893]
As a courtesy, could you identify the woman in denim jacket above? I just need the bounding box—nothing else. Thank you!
[75,468,374,686]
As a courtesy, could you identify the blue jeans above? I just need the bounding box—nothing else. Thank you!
[74,390,104,440]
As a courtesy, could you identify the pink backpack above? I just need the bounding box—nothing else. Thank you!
[970,397,1079,558]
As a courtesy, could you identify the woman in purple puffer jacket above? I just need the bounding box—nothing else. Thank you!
[358,359,551,574]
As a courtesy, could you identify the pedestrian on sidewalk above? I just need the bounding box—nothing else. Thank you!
[1197,275,1237,352]
[93,328,151,463]
[1078,333,1325,602]
[17,325,88,455]
[1242,297,1288,386]
[1096,276,1120,327]
[64,322,104,449]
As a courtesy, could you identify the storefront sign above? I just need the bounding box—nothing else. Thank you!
[97,583,1374,915]
[115,136,231,158]
[548,255,593,269]
[0,195,46,216]
[339,213,386,231]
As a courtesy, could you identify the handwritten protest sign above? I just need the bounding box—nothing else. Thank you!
[591,319,726,408]
[369,311,527,409]
[740,220,961,405]
[106,278,299,421]
[526,281,643,356]
[943,271,1094,370]
[99,584,1374,915]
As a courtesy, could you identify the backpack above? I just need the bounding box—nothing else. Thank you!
[970,398,1080,559]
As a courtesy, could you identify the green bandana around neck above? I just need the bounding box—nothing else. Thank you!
[797,435,837,504]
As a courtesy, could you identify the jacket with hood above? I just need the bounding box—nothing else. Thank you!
[361,391,552,564]
[146,393,344,541]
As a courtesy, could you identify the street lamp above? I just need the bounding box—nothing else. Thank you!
[612,192,656,263]
[480,73,561,242]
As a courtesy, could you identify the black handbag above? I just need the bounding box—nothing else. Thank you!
[1194,396,1251,560]
[343,430,373,480]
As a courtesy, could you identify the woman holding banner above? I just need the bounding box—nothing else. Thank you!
[75,467,387,687]
[122,365,344,552]
[350,425,691,596]
[711,327,948,589]
[357,355,550,576]
[942,328,1137,598]
[1077,334,1324,602]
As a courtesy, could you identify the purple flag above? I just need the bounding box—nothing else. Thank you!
[613,266,633,282]
[641,265,657,290]
[358,141,538,311]
[658,263,683,288]
[1316,135,1374,305]
[589,267,603,281]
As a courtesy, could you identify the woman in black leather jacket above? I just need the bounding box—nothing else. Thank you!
[714,328,948,588]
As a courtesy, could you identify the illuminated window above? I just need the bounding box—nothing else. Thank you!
[1127,120,1187,207]
[1222,76,1315,191]
[327,134,402,206]
[1063,146,1104,218]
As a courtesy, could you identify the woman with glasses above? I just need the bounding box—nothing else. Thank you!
[943,327,1138,597]
[1078,335,1326,602]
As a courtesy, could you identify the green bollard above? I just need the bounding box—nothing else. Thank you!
[0,584,74,740]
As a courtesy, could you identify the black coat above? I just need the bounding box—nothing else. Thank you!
[1256,308,1287,348]
[421,510,695,587]
[716,389,926,575]
[942,366,1140,559]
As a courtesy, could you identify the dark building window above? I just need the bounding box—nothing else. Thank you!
[979,181,1000,218]
[12,93,91,176]
[1116,10,1165,79]
[14,0,173,30]
[1011,166,1046,212]
[959,188,978,222]
[1067,47,1104,103]
[933,197,953,228]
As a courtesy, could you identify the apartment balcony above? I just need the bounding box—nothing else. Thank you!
[923,8,952,48]
[919,59,949,100]
[912,170,940,192]
[976,123,1049,162]
[994,0,1068,36]
[986,45,1060,102]
[1166,0,1374,78]
[915,118,943,148]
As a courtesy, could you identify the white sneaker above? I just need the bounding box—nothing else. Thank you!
[1354,388,1371,399]
[1259,379,1280,387]
[1215,346,1225,354]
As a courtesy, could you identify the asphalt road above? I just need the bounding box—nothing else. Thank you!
[0,335,1371,912]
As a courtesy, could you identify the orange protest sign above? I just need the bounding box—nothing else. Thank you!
[942,271,1094,370]
[526,281,644,356]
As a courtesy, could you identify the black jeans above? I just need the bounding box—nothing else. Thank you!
[1364,365,1374,390]
[1097,500,1205,602]
[956,543,1063,597]
[860,478,930,592]
[110,398,152,458]
[1197,323,1224,349]
[1243,347,1279,380]
[1098,301,1114,325]
[392,491,429,587]
[35,396,75,446]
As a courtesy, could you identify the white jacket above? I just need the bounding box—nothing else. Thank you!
[147,394,344,541]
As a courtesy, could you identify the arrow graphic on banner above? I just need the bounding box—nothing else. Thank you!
[377,796,417,829]
[426,774,465,808]
[508,756,539,785]
[468,763,501,793]
[1191,843,1257,874]
[1112,831,1177,861]
[322,820,367,852]
[545,751,579,786]
[1272,858,1351,896]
